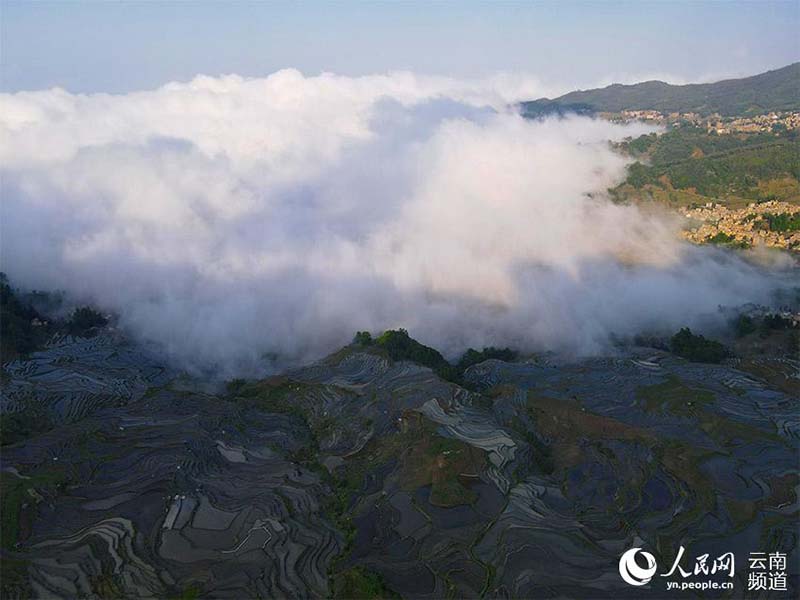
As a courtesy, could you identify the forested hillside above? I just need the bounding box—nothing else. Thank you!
[613,127,800,204]
[522,63,800,116]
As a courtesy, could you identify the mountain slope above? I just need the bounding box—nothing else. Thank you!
[2,325,799,598]
[522,62,800,116]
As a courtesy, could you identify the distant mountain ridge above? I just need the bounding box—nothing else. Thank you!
[521,62,800,117]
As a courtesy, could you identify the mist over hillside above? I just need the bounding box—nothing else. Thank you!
[1,70,796,375]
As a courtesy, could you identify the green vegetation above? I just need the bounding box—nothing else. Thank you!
[732,314,757,338]
[332,566,398,600]
[321,411,483,597]
[456,347,517,371]
[662,141,798,198]
[357,328,515,387]
[521,391,654,474]
[520,101,594,119]
[224,378,247,395]
[706,231,735,244]
[89,574,125,599]
[730,311,798,348]
[761,313,795,332]
[622,131,659,155]
[352,331,373,345]
[706,232,751,249]
[0,557,31,599]
[521,427,555,476]
[329,412,483,512]
[413,431,483,506]
[636,375,716,416]
[67,306,108,336]
[1,272,110,360]
[323,413,482,597]
[738,355,800,396]
[499,380,781,565]
[1,467,70,550]
[619,126,781,165]
[637,376,782,447]
[172,585,202,600]
[1,406,54,446]
[514,386,740,563]
[762,212,800,231]
[670,328,731,363]
[522,63,800,116]
[373,329,452,373]
[612,126,800,206]
[608,114,800,217]
[1,273,48,359]
[232,377,317,421]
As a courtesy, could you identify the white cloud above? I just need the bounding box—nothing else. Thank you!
[0,71,790,374]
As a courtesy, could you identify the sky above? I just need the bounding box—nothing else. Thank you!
[1,0,798,94]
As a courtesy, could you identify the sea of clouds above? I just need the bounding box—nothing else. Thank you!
[0,70,793,374]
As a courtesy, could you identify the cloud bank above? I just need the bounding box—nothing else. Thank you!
[0,70,793,374]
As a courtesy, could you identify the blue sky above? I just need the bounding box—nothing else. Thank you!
[1,0,798,93]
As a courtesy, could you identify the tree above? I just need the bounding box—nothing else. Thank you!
[67,306,108,336]
[670,328,731,363]
[732,315,756,338]
[1,273,43,358]
[353,331,373,345]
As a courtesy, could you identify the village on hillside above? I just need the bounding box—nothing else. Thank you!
[607,110,800,134]
[682,200,800,250]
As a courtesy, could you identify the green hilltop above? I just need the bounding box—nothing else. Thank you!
[522,62,800,117]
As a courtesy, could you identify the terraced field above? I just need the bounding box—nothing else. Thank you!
[1,335,798,598]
